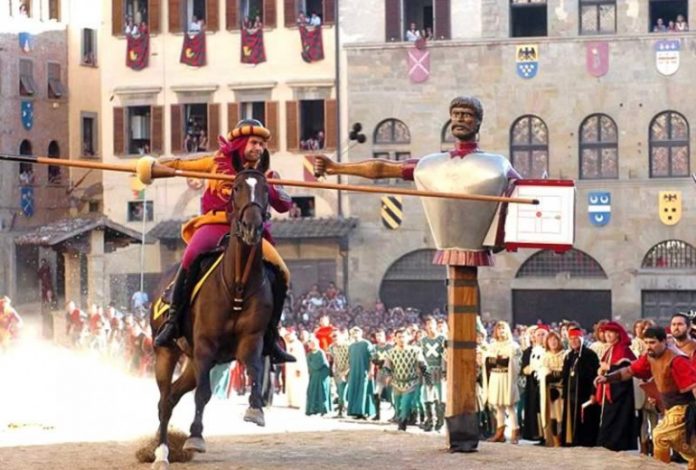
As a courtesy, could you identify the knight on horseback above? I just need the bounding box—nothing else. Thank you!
[139,119,295,364]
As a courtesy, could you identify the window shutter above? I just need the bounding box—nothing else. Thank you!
[149,0,161,34]
[227,102,239,137]
[324,99,337,151]
[207,103,221,144]
[434,0,451,40]
[265,101,279,152]
[323,0,335,25]
[113,107,125,155]
[151,106,164,155]
[112,0,124,36]
[384,0,400,42]
[206,0,219,31]
[168,0,182,33]
[226,0,239,30]
[170,104,182,153]
[263,0,276,28]
[283,0,295,27]
[285,101,299,152]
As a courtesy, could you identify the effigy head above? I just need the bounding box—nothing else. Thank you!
[449,96,483,140]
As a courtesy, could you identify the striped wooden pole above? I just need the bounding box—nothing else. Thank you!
[445,266,480,452]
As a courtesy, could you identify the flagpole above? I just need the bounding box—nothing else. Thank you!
[140,186,146,294]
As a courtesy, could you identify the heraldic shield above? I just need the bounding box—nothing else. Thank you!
[516,44,538,79]
[586,42,609,77]
[659,191,681,225]
[655,40,680,76]
[588,191,611,226]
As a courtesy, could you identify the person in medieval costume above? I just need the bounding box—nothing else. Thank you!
[590,320,610,361]
[594,321,638,451]
[328,328,351,418]
[476,318,493,437]
[520,324,547,444]
[672,313,696,360]
[420,315,446,431]
[346,326,375,419]
[539,330,566,447]
[371,328,392,421]
[305,336,332,416]
[284,330,308,409]
[483,320,522,444]
[137,119,294,364]
[314,314,335,352]
[0,297,22,350]
[383,328,430,431]
[596,326,696,468]
[560,327,600,447]
[631,319,657,455]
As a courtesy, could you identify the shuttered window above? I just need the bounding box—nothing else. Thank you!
[151,106,164,154]
[47,62,65,99]
[19,59,37,96]
[285,101,299,151]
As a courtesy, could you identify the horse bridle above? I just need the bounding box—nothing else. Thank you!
[230,171,270,239]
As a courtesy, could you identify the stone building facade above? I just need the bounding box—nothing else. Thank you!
[335,0,696,326]
[0,3,70,303]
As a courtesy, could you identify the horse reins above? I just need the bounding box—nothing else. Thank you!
[232,239,259,312]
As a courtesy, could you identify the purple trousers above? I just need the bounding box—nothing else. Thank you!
[181,224,229,269]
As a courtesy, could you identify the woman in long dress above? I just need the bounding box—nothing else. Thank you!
[284,330,309,409]
[540,330,566,446]
[483,321,522,444]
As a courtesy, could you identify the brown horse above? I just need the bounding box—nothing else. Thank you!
[149,153,274,470]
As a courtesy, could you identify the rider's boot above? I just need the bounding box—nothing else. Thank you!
[264,271,296,363]
[154,266,189,348]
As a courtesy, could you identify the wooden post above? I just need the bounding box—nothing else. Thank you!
[445,265,479,452]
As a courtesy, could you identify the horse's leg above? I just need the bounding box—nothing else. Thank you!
[169,359,197,407]
[238,334,266,426]
[153,347,181,470]
[183,341,215,453]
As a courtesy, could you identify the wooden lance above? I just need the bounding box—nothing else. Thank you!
[0,154,540,206]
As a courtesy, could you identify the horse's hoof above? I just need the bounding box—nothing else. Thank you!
[183,436,206,453]
[244,407,265,427]
[151,461,169,470]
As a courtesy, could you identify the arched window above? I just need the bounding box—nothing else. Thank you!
[642,240,696,269]
[510,115,549,178]
[47,141,62,184]
[373,118,411,185]
[649,111,689,177]
[18,139,34,184]
[440,120,455,150]
[516,248,607,278]
[380,249,446,313]
[579,114,618,179]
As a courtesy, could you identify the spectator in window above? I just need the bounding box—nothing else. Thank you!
[197,130,208,151]
[296,12,308,26]
[668,20,676,32]
[309,12,321,27]
[405,22,421,42]
[676,14,689,31]
[124,16,138,36]
[424,27,434,40]
[316,130,325,149]
[189,14,202,33]
[253,15,263,30]
[289,202,302,218]
[19,169,34,185]
[653,17,667,32]
[19,2,29,17]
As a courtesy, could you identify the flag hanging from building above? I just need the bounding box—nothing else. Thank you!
[299,26,324,63]
[180,32,206,67]
[21,101,33,130]
[586,42,609,77]
[516,44,538,79]
[655,40,680,76]
[303,155,318,182]
[18,32,33,52]
[241,28,266,64]
[407,39,430,83]
[126,32,149,70]
[381,195,403,230]
[21,187,34,217]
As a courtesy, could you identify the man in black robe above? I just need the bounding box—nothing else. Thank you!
[560,327,600,446]
[521,325,547,443]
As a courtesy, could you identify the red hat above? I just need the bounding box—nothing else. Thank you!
[599,321,625,334]
[536,324,550,332]
[568,328,584,338]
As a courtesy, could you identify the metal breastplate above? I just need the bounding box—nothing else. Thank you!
[413,151,511,251]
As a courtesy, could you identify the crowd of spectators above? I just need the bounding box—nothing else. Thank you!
[405,22,434,42]
[300,130,325,151]
[296,12,322,27]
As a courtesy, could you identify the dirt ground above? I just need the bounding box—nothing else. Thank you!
[0,430,685,470]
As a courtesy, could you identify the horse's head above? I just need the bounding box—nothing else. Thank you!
[229,150,270,245]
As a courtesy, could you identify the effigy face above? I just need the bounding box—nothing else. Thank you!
[414,151,511,251]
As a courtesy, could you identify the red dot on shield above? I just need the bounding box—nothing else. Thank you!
[536,211,542,218]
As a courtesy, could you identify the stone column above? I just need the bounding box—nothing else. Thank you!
[87,229,105,306]
[63,251,81,304]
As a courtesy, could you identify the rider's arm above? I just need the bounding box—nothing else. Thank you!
[266,170,292,213]
[315,155,413,181]
[158,154,217,172]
